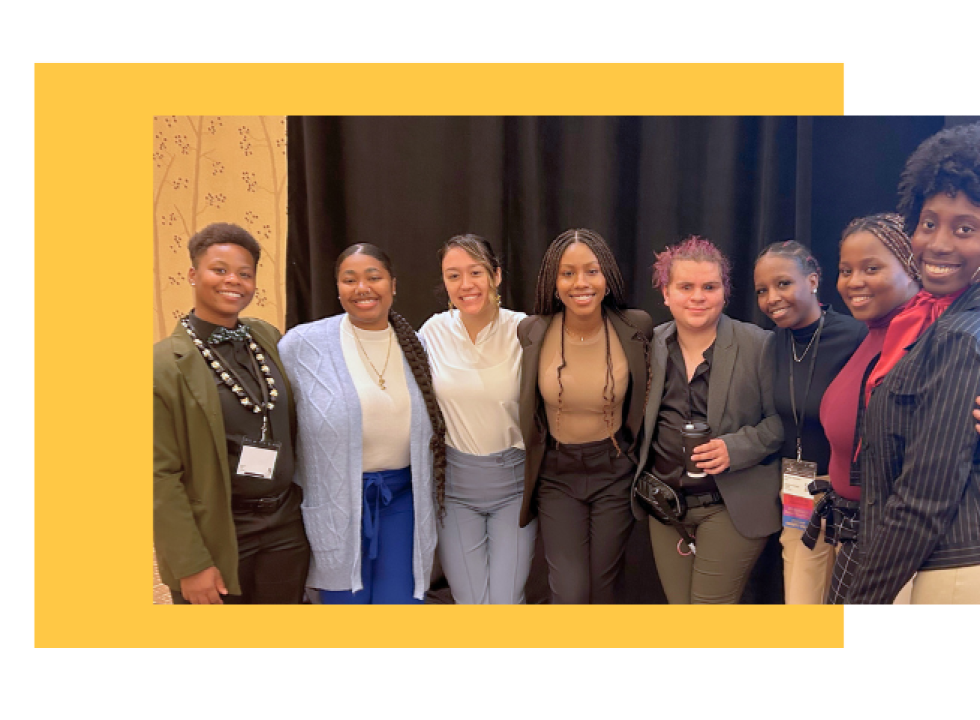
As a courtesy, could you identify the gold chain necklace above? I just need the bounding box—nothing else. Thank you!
[563,317,604,342]
[792,330,819,363]
[351,323,393,390]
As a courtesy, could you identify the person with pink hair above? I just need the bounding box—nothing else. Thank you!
[631,235,783,603]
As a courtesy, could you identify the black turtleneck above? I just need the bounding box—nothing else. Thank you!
[771,305,867,474]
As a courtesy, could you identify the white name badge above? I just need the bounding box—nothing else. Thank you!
[236,439,281,480]
[781,458,817,530]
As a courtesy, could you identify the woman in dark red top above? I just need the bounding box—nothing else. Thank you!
[812,213,919,603]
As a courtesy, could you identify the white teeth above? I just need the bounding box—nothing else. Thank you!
[923,262,958,275]
[219,292,243,297]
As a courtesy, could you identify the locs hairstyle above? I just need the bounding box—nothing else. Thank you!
[897,122,980,235]
[188,222,262,267]
[334,243,449,517]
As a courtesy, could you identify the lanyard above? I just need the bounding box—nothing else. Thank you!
[208,342,273,442]
[787,313,824,462]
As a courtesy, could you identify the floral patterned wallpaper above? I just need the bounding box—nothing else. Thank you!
[152,116,288,603]
[153,116,288,342]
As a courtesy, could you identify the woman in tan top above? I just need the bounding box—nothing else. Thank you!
[517,229,653,603]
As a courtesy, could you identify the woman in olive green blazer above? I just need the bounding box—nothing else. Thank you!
[153,222,307,604]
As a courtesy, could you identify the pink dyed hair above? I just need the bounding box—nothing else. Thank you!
[652,235,732,299]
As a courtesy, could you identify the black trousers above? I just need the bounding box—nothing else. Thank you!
[172,495,310,605]
[536,436,636,604]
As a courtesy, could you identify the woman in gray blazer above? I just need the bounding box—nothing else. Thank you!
[632,235,783,603]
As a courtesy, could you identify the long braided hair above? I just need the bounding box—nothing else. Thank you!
[532,228,651,454]
[334,243,448,518]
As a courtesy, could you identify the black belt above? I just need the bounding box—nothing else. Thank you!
[232,488,291,514]
[683,490,724,509]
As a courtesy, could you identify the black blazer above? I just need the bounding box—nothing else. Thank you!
[516,309,654,527]
[848,283,980,603]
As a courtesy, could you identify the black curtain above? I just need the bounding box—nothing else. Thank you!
[287,116,810,330]
[285,115,944,604]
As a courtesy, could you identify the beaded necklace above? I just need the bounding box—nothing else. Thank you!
[181,316,278,420]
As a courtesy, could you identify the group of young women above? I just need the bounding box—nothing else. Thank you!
[155,122,980,606]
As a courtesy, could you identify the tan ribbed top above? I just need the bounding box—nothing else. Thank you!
[538,317,628,444]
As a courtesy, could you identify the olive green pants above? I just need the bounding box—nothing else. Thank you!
[649,504,766,604]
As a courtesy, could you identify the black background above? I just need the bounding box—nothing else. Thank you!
[285,115,963,603]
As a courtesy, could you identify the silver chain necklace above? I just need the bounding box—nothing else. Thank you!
[792,327,819,363]
[790,314,824,364]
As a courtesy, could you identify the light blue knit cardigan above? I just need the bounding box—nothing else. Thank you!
[278,314,436,599]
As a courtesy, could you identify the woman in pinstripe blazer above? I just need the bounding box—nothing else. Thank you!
[847,123,980,604]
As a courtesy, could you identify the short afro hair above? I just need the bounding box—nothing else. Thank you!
[897,122,980,236]
[187,222,262,267]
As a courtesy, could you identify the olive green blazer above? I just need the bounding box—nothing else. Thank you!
[153,317,295,594]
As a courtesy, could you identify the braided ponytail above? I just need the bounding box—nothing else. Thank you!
[388,310,448,519]
[334,242,448,518]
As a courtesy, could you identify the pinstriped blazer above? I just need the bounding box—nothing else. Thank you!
[848,283,980,603]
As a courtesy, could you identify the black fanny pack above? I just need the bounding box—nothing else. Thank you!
[633,471,697,555]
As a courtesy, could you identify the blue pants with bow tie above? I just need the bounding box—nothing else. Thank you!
[318,467,423,605]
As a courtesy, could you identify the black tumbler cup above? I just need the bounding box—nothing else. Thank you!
[681,421,712,480]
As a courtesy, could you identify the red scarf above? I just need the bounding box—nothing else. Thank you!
[864,288,966,407]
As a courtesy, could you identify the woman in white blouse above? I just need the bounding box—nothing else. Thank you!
[419,234,536,604]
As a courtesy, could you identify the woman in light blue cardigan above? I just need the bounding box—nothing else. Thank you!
[279,244,447,603]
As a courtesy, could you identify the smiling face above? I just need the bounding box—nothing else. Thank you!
[442,246,501,319]
[188,243,256,327]
[753,254,821,329]
[911,192,980,296]
[556,242,606,321]
[663,259,725,333]
[336,251,396,330]
[838,230,919,322]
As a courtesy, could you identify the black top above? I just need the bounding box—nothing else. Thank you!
[187,312,295,500]
[652,332,716,492]
[771,305,867,474]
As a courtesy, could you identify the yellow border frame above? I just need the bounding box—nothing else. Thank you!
[35,63,844,648]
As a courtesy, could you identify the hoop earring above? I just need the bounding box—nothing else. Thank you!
[972,265,980,284]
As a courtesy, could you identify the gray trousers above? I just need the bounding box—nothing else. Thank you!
[649,503,766,604]
[438,446,537,604]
